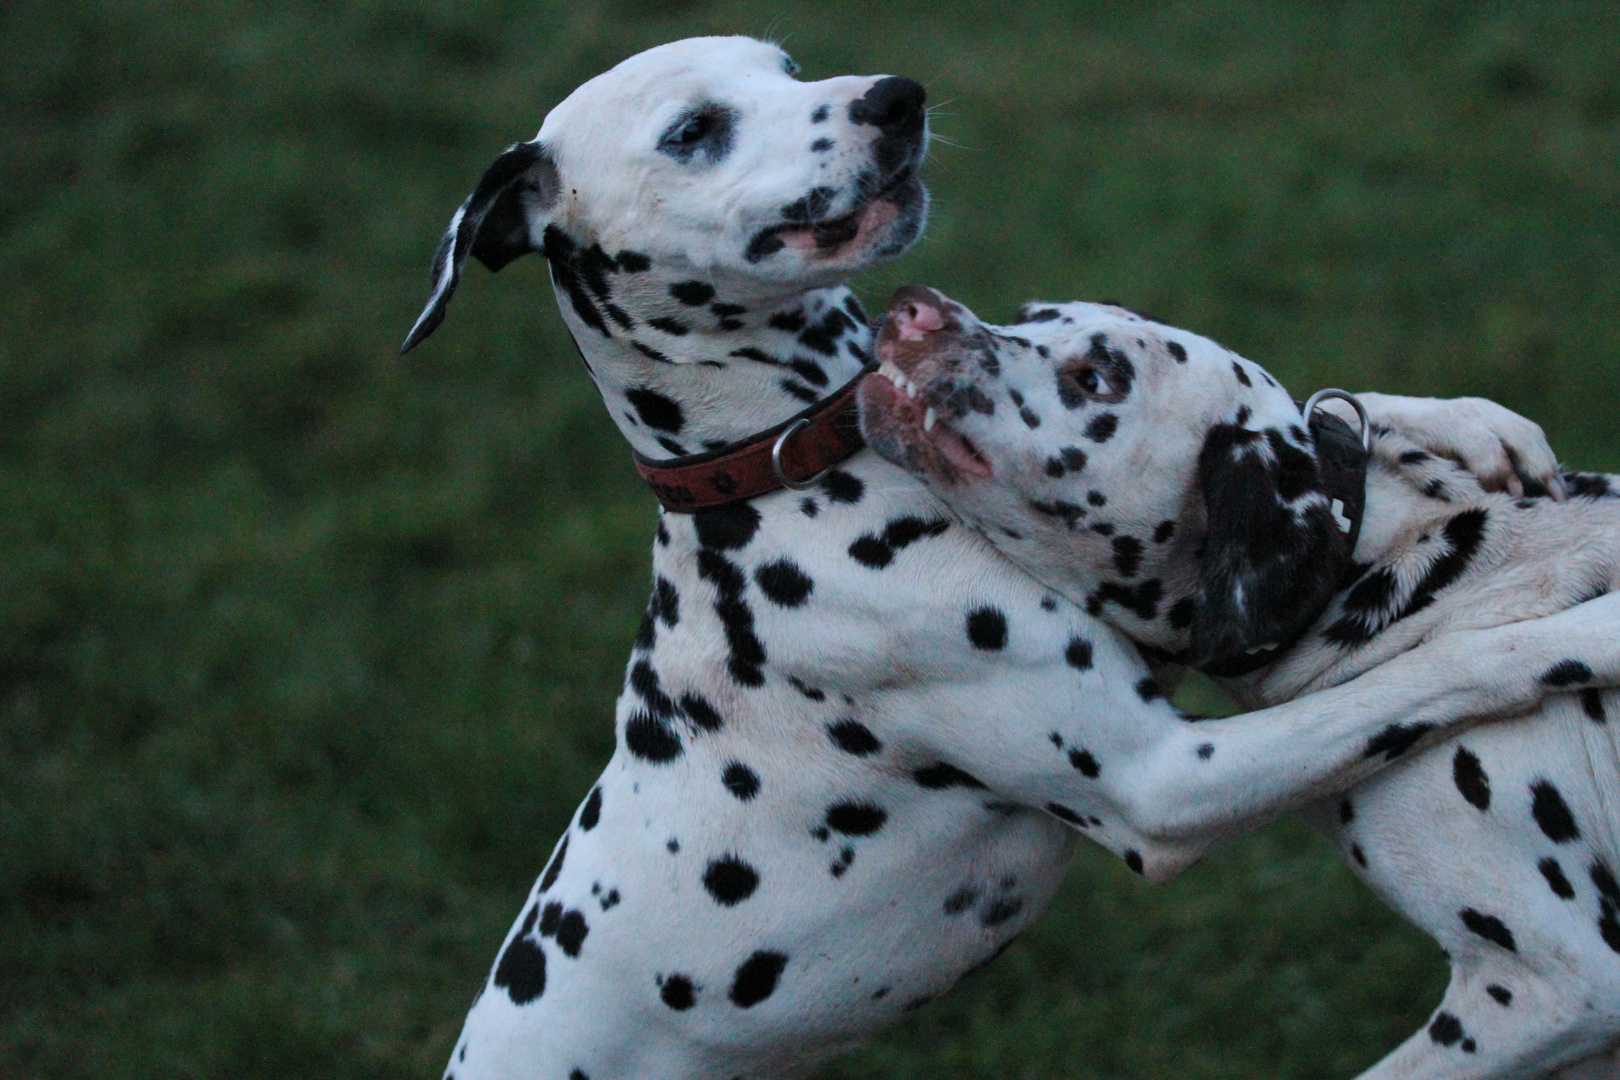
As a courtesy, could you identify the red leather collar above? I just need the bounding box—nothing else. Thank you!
[633,365,872,513]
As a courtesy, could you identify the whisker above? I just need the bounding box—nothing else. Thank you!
[761,16,792,44]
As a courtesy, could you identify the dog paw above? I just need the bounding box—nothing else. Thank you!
[1354,393,1565,499]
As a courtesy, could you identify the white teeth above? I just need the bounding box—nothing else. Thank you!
[876,361,925,402]
[924,407,937,431]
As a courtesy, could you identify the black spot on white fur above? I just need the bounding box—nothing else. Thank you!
[660,974,697,1010]
[693,502,761,550]
[821,469,864,504]
[1428,1012,1469,1049]
[1459,907,1517,951]
[703,855,761,906]
[1364,722,1434,762]
[1452,747,1490,810]
[828,719,882,756]
[1326,509,1488,647]
[1084,413,1118,443]
[1542,659,1593,686]
[1531,779,1580,842]
[966,607,1008,650]
[580,786,603,830]
[722,761,760,801]
[755,559,814,607]
[826,802,887,835]
[1068,749,1100,777]
[494,932,547,1004]
[1112,536,1143,577]
[848,516,950,569]
[1045,802,1084,825]
[543,226,635,337]
[554,909,588,957]
[1539,857,1575,899]
[625,710,683,762]
[913,763,986,789]
[681,692,724,732]
[730,950,788,1007]
[624,387,684,434]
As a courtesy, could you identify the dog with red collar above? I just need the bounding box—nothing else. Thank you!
[402,38,1620,1080]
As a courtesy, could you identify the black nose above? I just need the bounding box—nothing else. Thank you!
[849,76,927,130]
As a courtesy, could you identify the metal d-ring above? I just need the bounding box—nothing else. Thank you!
[1303,388,1371,452]
[772,418,833,490]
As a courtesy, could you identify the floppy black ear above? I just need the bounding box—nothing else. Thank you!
[1188,423,1349,673]
[400,140,560,354]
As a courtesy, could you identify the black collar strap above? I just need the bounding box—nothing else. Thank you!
[1308,391,1370,575]
[1193,390,1370,678]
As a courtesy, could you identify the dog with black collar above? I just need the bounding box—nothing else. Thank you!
[403,37,1620,1080]
[859,284,1620,1080]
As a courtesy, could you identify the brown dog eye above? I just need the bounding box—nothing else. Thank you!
[1058,364,1120,406]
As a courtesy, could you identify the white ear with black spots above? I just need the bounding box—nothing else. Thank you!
[400,140,561,353]
[1188,423,1347,672]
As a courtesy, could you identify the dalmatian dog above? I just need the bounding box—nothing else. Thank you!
[857,283,1620,1079]
[401,36,1620,1080]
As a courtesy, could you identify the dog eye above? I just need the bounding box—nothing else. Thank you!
[666,114,711,146]
[781,54,800,76]
[1057,364,1124,404]
[658,106,737,163]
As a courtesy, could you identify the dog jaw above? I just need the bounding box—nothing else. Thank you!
[858,287,994,484]
[860,367,993,483]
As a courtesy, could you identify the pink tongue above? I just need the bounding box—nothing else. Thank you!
[932,426,992,478]
[782,229,819,252]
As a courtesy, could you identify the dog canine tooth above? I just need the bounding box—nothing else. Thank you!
[924,407,937,431]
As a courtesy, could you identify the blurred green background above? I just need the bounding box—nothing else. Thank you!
[5,1,1619,1076]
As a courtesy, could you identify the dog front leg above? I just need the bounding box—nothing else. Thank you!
[1102,593,1620,852]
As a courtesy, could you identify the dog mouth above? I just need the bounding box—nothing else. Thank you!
[747,165,921,263]
[860,357,992,481]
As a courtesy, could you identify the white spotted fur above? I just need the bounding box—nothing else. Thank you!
[861,290,1620,1079]
[410,40,1620,1080]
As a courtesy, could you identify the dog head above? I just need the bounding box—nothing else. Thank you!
[858,286,1350,668]
[402,36,929,353]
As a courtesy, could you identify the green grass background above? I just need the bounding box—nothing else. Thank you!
[5,1,1619,1076]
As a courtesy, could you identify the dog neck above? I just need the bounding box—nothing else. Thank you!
[546,250,874,460]
[1215,431,1508,708]
[1081,431,1482,667]
[1347,432,1493,570]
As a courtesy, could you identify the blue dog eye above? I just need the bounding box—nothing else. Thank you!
[781,55,800,76]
